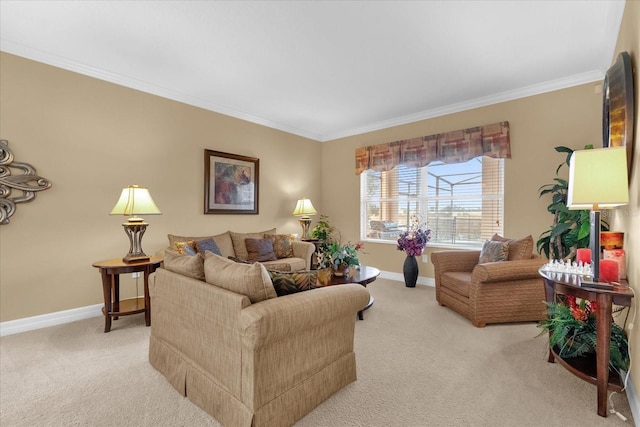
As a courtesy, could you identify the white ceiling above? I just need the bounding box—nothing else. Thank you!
[0,1,626,142]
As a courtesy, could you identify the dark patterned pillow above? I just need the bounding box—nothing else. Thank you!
[264,233,294,259]
[174,241,197,256]
[268,270,319,296]
[245,238,277,262]
[479,240,509,264]
[195,238,222,256]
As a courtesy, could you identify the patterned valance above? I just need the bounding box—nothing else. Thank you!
[355,121,511,175]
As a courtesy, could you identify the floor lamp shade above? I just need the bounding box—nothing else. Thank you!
[566,146,628,280]
[110,185,161,263]
[292,198,317,240]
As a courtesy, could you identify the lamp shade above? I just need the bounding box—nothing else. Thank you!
[292,198,317,218]
[110,185,161,217]
[567,146,629,210]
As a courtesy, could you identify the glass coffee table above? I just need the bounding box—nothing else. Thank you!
[328,265,380,320]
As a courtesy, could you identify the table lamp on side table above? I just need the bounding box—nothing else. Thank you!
[110,185,162,263]
[566,146,628,280]
[292,197,317,240]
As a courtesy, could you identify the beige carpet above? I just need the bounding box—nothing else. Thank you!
[0,279,635,426]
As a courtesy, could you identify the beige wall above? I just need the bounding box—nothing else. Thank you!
[0,52,322,321]
[322,84,602,277]
[609,0,639,393]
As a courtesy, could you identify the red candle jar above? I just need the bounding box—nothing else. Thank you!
[599,259,619,283]
[576,248,591,265]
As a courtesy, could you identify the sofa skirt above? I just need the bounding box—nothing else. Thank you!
[149,334,357,427]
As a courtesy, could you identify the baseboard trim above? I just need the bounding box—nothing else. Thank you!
[0,304,102,337]
[622,370,640,426]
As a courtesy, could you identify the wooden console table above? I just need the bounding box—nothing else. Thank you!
[92,256,162,333]
[539,270,633,417]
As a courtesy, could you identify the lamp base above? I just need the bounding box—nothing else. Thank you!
[122,219,150,264]
[298,217,312,240]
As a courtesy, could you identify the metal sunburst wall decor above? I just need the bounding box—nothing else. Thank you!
[0,139,52,224]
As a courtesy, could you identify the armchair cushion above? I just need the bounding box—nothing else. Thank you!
[478,240,509,263]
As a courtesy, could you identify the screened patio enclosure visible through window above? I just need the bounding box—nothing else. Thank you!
[360,156,504,248]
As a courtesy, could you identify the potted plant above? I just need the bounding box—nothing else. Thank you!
[316,241,364,276]
[536,145,608,261]
[537,296,629,373]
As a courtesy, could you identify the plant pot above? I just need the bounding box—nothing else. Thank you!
[403,255,418,287]
[332,264,349,277]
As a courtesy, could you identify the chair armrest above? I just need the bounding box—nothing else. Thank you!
[431,250,481,274]
[291,240,316,270]
[472,257,546,283]
[240,284,369,349]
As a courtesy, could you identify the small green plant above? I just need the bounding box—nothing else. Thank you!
[537,297,629,373]
[536,145,607,261]
[310,214,335,242]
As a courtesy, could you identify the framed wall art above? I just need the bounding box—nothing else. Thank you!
[204,150,259,214]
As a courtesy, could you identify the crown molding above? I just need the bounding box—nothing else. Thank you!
[1,40,604,143]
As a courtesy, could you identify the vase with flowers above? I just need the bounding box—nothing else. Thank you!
[396,216,431,287]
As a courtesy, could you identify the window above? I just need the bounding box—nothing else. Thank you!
[360,156,504,248]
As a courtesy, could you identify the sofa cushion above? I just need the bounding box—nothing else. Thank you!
[163,250,205,280]
[479,240,509,263]
[195,238,222,256]
[264,233,294,259]
[268,270,319,296]
[441,271,472,298]
[245,238,277,262]
[174,241,197,256]
[168,232,234,258]
[230,228,277,261]
[491,234,534,261]
[203,251,277,303]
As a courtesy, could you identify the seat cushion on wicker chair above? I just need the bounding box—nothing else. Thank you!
[440,272,472,298]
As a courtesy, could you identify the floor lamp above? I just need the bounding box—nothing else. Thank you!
[566,146,628,280]
[110,185,162,263]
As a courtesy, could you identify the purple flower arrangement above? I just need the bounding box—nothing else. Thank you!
[397,219,431,256]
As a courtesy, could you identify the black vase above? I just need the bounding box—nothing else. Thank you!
[403,255,418,288]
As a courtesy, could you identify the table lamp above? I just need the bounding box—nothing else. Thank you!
[292,198,317,240]
[566,146,628,280]
[110,185,162,263]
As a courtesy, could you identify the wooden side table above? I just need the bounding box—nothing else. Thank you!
[92,256,162,333]
[539,269,633,417]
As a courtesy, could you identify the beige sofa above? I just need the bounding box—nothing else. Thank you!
[166,228,315,271]
[149,251,370,426]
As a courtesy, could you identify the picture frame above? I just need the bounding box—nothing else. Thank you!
[204,150,259,214]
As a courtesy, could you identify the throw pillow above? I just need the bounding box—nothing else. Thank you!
[479,240,509,264]
[163,250,205,280]
[203,251,277,303]
[491,234,534,261]
[195,238,222,256]
[245,238,277,262]
[229,229,277,261]
[174,241,197,256]
[264,233,294,259]
[268,270,319,297]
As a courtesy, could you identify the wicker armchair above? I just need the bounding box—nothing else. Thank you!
[431,249,547,327]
